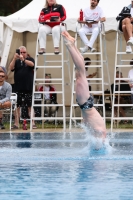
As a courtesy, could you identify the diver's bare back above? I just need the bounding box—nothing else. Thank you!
[82,108,106,137]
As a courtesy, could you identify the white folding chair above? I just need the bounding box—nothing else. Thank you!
[1,93,17,130]
[9,93,17,130]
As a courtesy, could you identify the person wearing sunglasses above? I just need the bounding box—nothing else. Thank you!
[0,70,12,129]
[9,46,37,129]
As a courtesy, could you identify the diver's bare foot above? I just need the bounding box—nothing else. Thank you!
[62,31,75,43]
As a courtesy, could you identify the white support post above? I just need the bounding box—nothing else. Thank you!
[1,26,13,67]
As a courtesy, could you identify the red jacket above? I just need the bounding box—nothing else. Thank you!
[39,85,57,103]
[38,4,66,27]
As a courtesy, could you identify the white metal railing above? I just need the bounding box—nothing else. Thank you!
[30,23,71,131]
[111,29,133,131]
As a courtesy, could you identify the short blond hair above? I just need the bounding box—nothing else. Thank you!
[44,0,57,8]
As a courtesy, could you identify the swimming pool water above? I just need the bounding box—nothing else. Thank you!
[0,132,133,200]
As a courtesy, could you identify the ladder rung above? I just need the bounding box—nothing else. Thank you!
[121,60,133,62]
[112,117,133,120]
[115,78,131,80]
[35,78,63,81]
[117,52,133,55]
[37,53,62,56]
[34,91,63,94]
[74,78,103,81]
[116,65,133,67]
[34,82,63,85]
[38,60,69,63]
[35,66,62,69]
[114,91,131,94]
[73,91,104,94]
[32,117,65,120]
[84,60,106,63]
[113,104,133,106]
[33,104,63,107]
[70,117,105,120]
[83,65,103,68]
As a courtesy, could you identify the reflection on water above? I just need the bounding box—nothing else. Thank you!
[0,132,133,200]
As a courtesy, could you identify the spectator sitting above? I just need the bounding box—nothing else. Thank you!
[84,57,97,91]
[78,0,106,53]
[0,70,12,129]
[38,0,66,54]
[119,1,133,53]
[9,46,37,129]
[111,71,131,123]
[38,73,58,120]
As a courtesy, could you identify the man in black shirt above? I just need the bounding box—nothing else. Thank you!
[9,46,36,129]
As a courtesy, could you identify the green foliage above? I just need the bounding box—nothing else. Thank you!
[0,0,32,16]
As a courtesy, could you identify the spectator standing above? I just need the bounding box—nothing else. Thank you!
[9,46,37,129]
[38,0,66,54]
[0,70,12,129]
[78,0,106,53]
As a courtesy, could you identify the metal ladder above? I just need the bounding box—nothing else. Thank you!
[69,22,111,129]
[111,31,133,131]
[30,24,71,131]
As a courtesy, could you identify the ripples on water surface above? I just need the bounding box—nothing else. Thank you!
[0,131,133,200]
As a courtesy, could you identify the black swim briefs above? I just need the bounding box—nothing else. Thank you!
[77,94,94,110]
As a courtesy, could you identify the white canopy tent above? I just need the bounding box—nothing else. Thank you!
[0,0,130,33]
[0,0,130,65]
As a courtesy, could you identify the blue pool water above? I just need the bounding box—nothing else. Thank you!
[0,131,133,200]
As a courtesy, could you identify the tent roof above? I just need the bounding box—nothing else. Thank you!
[0,0,130,33]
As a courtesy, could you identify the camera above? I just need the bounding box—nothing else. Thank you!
[16,49,20,55]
